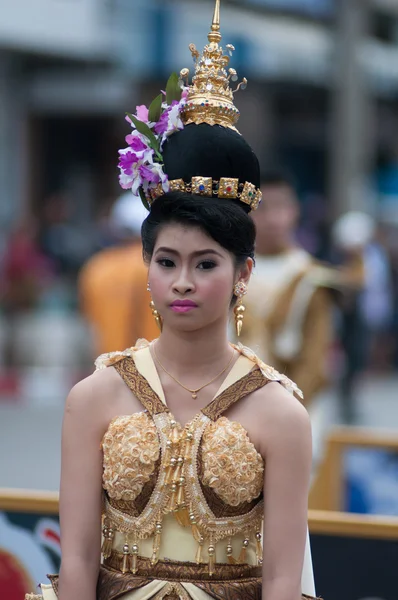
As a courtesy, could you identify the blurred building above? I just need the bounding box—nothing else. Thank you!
[2,0,398,230]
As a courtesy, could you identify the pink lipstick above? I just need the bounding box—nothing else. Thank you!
[170,299,198,313]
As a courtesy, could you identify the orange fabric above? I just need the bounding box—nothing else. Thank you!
[79,244,158,356]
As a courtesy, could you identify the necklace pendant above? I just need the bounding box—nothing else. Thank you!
[192,392,198,400]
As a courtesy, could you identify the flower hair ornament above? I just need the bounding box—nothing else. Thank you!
[118,0,262,212]
[118,73,188,209]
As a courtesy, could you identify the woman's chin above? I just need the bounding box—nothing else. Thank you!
[163,314,224,334]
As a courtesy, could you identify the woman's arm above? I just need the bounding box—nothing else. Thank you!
[58,376,106,600]
[260,383,313,600]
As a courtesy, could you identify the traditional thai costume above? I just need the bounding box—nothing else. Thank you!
[32,341,316,600]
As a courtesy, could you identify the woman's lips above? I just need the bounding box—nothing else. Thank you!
[170,300,198,313]
[171,305,196,313]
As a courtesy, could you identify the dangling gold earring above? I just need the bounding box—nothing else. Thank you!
[150,300,163,332]
[233,281,248,337]
[147,282,162,331]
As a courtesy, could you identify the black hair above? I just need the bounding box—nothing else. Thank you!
[142,192,255,267]
[141,122,259,265]
[162,123,260,187]
[261,167,297,191]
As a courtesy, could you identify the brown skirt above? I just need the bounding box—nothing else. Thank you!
[39,555,320,600]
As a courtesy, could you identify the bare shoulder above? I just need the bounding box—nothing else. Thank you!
[64,366,125,431]
[252,382,312,452]
[258,381,309,420]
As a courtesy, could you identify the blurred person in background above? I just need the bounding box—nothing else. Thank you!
[2,216,54,315]
[239,169,335,407]
[332,211,394,423]
[78,193,159,356]
[0,216,56,368]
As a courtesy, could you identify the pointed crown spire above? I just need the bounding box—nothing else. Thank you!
[179,0,247,133]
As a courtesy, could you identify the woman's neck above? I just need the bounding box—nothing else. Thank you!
[154,322,232,377]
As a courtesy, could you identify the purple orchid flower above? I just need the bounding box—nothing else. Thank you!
[125,135,148,152]
[154,111,169,135]
[118,150,139,175]
[136,105,149,123]
[154,101,180,135]
[139,163,161,184]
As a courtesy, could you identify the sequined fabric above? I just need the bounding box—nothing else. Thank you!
[102,413,160,502]
[102,413,264,509]
[201,417,264,506]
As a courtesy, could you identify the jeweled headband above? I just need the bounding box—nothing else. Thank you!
[117,0,262,212]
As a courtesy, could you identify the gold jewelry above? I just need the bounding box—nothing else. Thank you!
[144,0,263,213]
[150,301,163,332]
[180,0,247,133]
[233,281,248,337]
[152,342,235,399]
[147,177,262,211]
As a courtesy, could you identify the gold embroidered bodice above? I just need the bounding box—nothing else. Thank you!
[96,340,302,576]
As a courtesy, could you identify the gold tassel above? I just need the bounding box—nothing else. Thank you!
[255,532,263,563]
[176,478,185,505]
[184,432,194,460]
[163,440,172,465]
[151,522,162,565]
[121,541,130,574]
[173,457,184,482]
[170,421,180,444]
[167,483,178,512]
[165,457,177,484]
[101,522,108,555]
[238,537,249,564]
[189,514,202,543]
[179,440,187,459]
[101,527,114,559]
[208,536,216,577]
[226,538,236,564]
[102,522,108,539]
[131,542,139,575]
[195,537,204,564]
[175,505,190,527]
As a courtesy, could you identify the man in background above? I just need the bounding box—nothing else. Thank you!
[240,170,335,407]
[79,194,158,357]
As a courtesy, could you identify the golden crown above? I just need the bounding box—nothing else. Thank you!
[179,0,247,133]
[119,0,262,211]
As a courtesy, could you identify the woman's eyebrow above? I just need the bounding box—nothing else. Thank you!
[155,247,224,258]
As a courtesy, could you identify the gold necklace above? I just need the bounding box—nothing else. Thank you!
[152,343,235,399]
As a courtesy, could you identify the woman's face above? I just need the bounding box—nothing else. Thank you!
[148,223,251,333]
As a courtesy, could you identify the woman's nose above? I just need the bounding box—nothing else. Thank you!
[173,270,195,295]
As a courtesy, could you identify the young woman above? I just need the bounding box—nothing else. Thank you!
[28,3,317,600]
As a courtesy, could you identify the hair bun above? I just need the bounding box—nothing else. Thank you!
[163,124,260,189]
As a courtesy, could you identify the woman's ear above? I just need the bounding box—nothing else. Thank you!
[236,257,253,286]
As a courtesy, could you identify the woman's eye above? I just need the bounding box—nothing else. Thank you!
[198,260,216,270]
[157,258,175,268]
